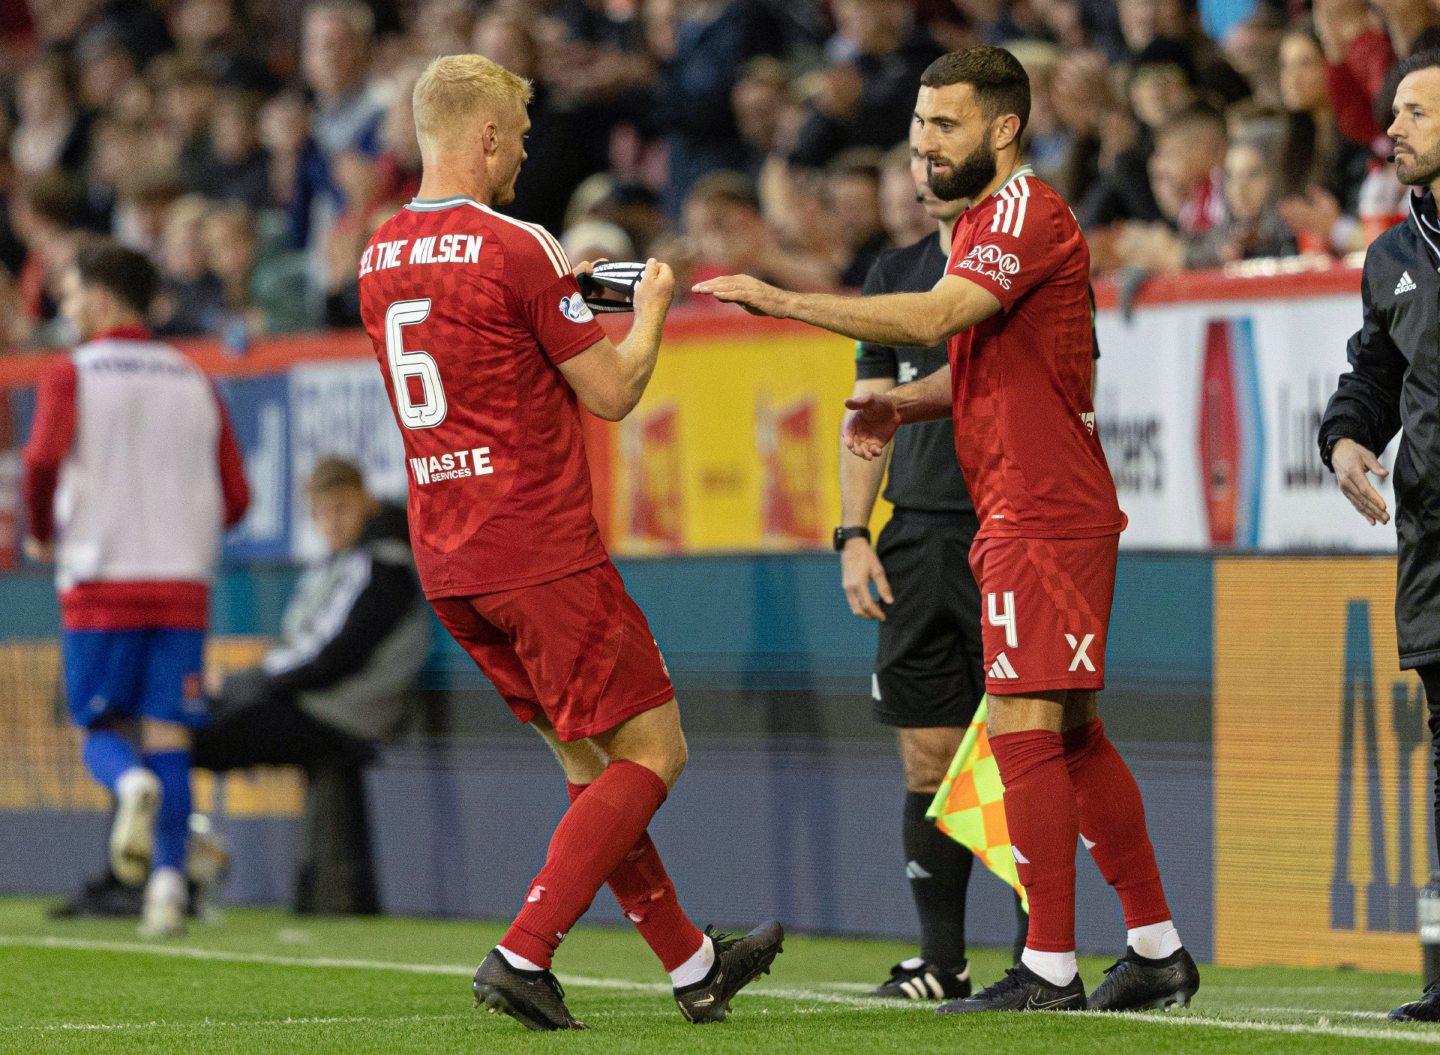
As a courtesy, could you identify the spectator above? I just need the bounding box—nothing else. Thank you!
[112,165,184,262]
[1314,0,1394,146]
[561,218,636,264]
[1116,0,1250,104]
[1275,23,1373,254]
[473,13,595,233]
[1154,101,1230,235]
[181,89,273,209]
[1079,38,1199,228]
[731,55,794,181]
[1222,12,1285,108]
[686,169,839,291]
[74,25,141,116]
[153,195,225,338]
[789,0,941,167]
[1185,137,1298,267]
[198,457,429,914]
[9,172,84,339]
[655,0,791,216]
[290,0,386,307]
[826,148,888,287]
[11,56,89,179]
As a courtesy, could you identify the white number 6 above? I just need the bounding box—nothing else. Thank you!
[385,299,446,429]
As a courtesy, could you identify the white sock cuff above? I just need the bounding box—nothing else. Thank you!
[1127,921,1182,960]
[496,945,545,973]
[1021,948,1078,987]
[669,935,715,989]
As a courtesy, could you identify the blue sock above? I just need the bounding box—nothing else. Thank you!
[142,750,192,872]
[83,730,140,793]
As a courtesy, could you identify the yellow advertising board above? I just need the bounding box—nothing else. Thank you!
[1214,558,1427,970]
[594,321,893,554]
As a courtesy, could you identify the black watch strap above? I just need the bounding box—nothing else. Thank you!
[833,525,871,551]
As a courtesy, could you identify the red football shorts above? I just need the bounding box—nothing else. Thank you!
[967,534,1119,695]
[431,560,675,742]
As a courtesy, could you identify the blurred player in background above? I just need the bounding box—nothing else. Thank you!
[358,54,782,1033]
[841,133,1026,1000]
[697,45,1198,1015]
[23,237,249,938]
[1320,50,1440,1024]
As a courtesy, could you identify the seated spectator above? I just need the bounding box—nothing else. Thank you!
[53,458,430,917]
[112,166,185,262]
[1154,101,1229,235]
[180,89,273,210]
[1079,38,1200,228]
[1184,137,1298,267]
[152,195,225,338]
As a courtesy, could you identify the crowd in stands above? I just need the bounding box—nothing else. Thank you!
[0,0,1422,347]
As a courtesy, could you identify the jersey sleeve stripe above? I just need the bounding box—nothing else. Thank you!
[477,204,568,277]
[1012,178,1031,237]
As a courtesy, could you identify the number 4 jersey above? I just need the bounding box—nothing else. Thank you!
[359,196,608,598]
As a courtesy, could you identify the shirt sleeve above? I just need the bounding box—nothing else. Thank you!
[22,356,78,543]
[1319,259,1406,467]
[854,253,898,382]
[211,384,250,528]
[948,186,1071,313]
[503,225,607,366]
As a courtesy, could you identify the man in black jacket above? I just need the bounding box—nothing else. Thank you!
[1319,49,1440,1023]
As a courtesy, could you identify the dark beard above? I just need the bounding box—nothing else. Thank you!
[1397,146,1440,188]
[928,141,997,202]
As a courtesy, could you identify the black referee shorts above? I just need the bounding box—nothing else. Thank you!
[871,509,985,729]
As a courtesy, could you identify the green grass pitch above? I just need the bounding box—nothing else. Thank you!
[1,897,1437,1053]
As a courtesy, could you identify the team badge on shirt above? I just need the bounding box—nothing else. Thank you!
[559,292,595,323]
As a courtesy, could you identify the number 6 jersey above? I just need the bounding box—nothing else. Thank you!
[359,196,608,598]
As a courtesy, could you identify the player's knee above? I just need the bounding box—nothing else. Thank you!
[630,737,686,789]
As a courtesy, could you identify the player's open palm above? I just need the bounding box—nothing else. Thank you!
[690,274,794,318]
[1332,438,1391,525]
[841,539,894,621]
[633,258,675,317]
[842,391,902,460]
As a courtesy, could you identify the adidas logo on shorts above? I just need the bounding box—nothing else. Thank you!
[987,652,1018,680]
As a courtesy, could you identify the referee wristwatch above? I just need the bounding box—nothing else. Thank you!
[833,525,871,551]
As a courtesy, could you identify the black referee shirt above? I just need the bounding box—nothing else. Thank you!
[854,233,977,518]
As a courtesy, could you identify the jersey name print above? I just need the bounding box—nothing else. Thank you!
[944,166,1125,540]
[359,197,608,598]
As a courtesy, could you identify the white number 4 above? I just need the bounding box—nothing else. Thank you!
[987,591,1018,648]
[385,299,447,429]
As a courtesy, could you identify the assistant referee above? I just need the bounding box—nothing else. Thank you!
[838,137,1023,1001]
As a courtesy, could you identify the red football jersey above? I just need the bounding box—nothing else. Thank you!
[359,196,608,598]
[944,166,1124,539]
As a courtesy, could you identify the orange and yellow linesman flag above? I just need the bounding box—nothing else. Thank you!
[926,696,1028,912]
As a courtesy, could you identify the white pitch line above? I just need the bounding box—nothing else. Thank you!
[6,934,1440,1044]
[0,1014,474,1034]
[1107,1011,1440,1045]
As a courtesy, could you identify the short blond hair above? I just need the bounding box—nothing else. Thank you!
[412,54,532,151]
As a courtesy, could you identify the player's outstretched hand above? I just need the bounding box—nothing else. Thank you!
[690,274,795,318]
[633,258,675,318]
[842,391,902,461]
[1331,437,1390,525]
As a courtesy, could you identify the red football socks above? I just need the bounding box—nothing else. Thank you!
[989,729,1078,953]
[500,760,669,968]
[1063,719,1172,929]
[567,780,705,971]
